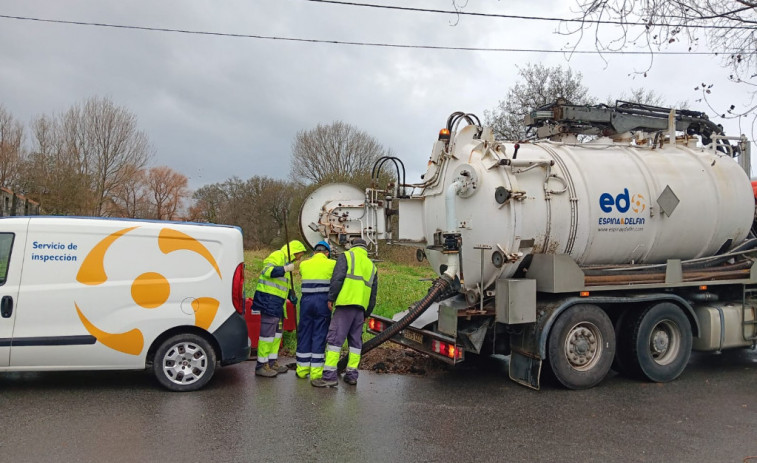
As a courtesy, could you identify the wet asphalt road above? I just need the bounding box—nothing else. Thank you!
[0,349,755,463]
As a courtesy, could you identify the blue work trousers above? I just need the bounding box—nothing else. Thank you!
[295,293,331,379]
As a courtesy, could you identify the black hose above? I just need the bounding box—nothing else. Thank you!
[372,156,408,197]
[337,274,453,372]
[446,112,480,133]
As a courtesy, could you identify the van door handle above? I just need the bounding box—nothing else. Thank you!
[1,296,12,318]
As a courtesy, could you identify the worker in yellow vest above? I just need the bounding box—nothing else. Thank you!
[312,238,377,387]
[253,240,306,378]
[295,241,336,380]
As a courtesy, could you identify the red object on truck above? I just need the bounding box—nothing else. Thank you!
[244,297,297,349]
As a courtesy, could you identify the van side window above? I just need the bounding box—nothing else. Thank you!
[0,233,14,285]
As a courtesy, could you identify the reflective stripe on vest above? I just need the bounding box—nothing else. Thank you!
[334,247,376,309]
[259,278,288,293]
[255,249,291,299]
[300,253,335,295]
[302,286,330,293]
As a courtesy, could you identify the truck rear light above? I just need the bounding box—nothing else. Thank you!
[432,340,462,359]
[368,317,385,332]
[232,263,245,314]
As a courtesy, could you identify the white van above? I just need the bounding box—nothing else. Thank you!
[0,217,250,391]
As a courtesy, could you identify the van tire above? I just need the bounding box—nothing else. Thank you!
[153,334,217,392]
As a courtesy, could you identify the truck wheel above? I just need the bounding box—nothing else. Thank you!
[547,304,615,390]
[627,302,692,383]
[153,334,217,392]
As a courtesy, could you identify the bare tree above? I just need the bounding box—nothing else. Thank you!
[188,176,303,249]
[484,64,595,140]
[226,176,302,248]
[605,88,667,106]
[145,166,189,220]
[23,114,91,214]
[563,1,757,115]
[110,164,149,218]
[250,176,299,248]
[190,183,228,224]
[77,97,152,216]
[0,105,24,190]
[20,97,153,216]
[290,121,393,186]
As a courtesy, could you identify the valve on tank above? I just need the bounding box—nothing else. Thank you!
[443,233,461,254]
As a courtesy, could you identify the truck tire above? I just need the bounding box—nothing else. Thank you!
[626,302,692,383]
[547,304,615,390]
[153,333,217,392]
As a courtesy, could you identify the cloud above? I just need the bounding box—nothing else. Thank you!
[1,0,752,192]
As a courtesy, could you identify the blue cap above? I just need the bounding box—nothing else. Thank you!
[314,240,331,252]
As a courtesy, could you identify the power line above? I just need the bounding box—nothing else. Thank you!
[0,13,750,55]
[304,0,756,30]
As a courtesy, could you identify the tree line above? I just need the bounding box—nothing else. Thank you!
[0,96,188,219]
[0,96,395,249]
[1,64,668,249]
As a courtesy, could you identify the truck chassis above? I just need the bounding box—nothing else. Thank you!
[368,254,757,389]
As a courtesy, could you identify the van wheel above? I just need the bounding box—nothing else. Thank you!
[153,334,217,392]
[626,302,692,383]
[547,304,615,390]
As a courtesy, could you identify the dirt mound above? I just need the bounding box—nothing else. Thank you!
[276,344,449,376]
[359,344,448,376]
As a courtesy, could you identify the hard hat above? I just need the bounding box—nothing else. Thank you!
[314,240,331,253]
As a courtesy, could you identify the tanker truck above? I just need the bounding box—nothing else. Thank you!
[298,100,757,390]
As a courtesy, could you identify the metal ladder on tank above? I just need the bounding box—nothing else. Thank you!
[741,285,757,345]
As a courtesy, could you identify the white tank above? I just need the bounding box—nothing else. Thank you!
[411,125,754,292]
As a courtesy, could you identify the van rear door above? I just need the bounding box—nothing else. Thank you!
[0,219,29,366]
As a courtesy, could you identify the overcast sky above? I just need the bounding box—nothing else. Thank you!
[0,0,751,190]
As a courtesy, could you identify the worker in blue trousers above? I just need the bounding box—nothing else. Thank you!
[295,241,336,382]
[312,238,378,388]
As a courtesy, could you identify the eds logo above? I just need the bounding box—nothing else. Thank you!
[599,188,647,213]
[598,188,647,227]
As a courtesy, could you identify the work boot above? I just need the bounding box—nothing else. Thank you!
[255,364,278,378]
[343,376,357,385]
[311,378,338,388]
[272,361,289,374]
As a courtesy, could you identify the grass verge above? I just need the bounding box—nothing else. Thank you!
[244,249,437,353]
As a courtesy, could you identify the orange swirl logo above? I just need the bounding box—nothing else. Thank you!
[631,193,646,214]
[75,227,222,356]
